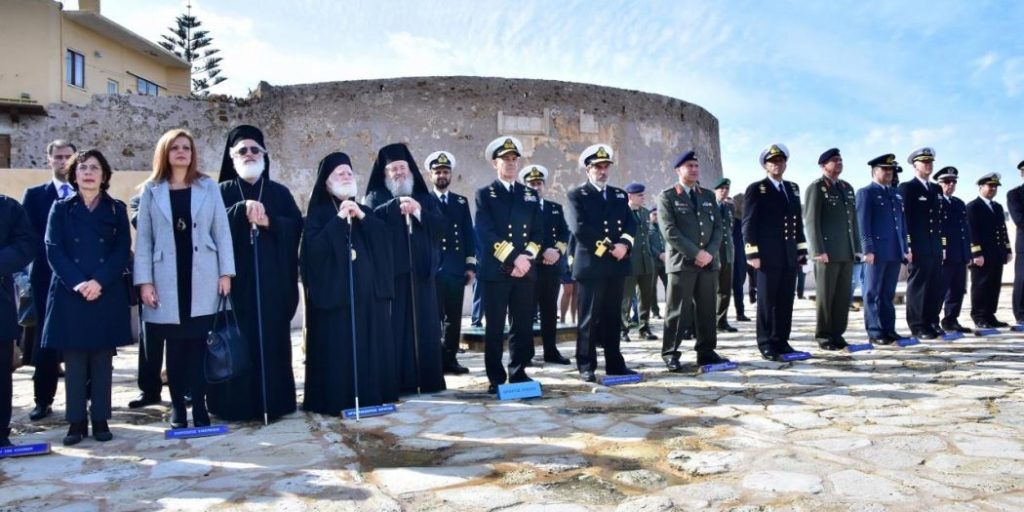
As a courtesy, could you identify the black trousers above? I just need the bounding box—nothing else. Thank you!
[970,262,1004,324]
[940,261,967,325]
[64,348,113,423]
[733,261,747,317]
[165,337,207,412]
[1014,251,1024,322]
[576,277,627,374]
[535,268,562,358]
[756,265,797,351]
[482,278,535,386]
[436,273,467,363]
[137,315,165,397]
[717,261,733,325]
[906,257,943,332]
[30,288,60,407]
[1,340,12,433]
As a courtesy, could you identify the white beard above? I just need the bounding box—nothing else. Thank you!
[329,181,358,200]
[385,176,413,197]
[234,158,264,180]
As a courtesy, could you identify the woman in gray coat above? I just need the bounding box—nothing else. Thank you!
[134,129,235,428]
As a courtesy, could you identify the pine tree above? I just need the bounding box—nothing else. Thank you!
[158,2,227,95]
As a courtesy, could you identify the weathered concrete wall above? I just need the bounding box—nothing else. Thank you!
[7,76,721,212]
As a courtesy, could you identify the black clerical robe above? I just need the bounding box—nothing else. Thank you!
[301,202,397,414]
[208,178,302,421]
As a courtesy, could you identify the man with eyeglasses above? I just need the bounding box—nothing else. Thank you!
[21,139,77,421]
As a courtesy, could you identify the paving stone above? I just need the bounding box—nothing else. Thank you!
[742,470,824,494]
[612,469,667,489]
[373,466,492,495]
[436,485,521,510]
[613,495,674,512]
[828,469,914,502]
[666,450,746,475]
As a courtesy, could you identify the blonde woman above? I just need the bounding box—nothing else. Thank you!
[134,129,234,428]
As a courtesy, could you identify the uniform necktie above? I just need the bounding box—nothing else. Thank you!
[778,183,788,202]
[441,193,447,205]
[689,188,698,209]
[60,184,71,198]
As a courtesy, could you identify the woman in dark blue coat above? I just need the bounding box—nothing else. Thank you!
[42,149,132,446]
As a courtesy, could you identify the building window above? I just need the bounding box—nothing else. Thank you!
[136,77,159,96]
[107,79,119,95]
[65,50,85,88]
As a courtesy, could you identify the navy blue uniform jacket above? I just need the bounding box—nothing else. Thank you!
[567,182,637,280]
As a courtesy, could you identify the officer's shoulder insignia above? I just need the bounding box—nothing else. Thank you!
[759,184,767,194]
[458,196,466,204]
[581,188,589,196]
[524,194,537,202]
[616,191,625,199]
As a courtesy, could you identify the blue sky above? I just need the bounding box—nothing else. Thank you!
[85,0,1023,197]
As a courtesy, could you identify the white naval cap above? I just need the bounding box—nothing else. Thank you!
[578,143,615,168]
[519,164,549,183]
[424,150,456,171]
[485,136,523,160]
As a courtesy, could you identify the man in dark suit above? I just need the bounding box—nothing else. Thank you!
[1005,160,1024,324]
[658,150,727,371]
[804,148,860,350]
[474,136,544,393]
[520,165,571,365]
[21,139,76,421]
[713,178,737,333]
[621,182,657,341]
[935,167,973,333]
[742,143,808,360]
[0,196,36,447]
[567,143,638,382]
[427,150,473,375]
[899,147,946,339]
[857,154,910,344]
[967,173,1012,328]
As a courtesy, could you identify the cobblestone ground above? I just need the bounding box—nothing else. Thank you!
[2,292,1023,512]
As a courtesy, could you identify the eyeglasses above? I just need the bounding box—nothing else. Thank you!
[235,146,265,156]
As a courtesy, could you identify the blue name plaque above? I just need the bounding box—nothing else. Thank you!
[896,337,920,347]
[0,443,50,458]
[942,332,964,341]
[781,351,812,362]
[343,403,397,420]
[164,425,228,440]
[602,373,644,385]
[498,381,542,400]
[699,362,738,373]
[975,328,1000,337]
[846,343,874,353]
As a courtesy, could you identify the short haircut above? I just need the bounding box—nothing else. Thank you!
[66,149,113,192]
[46,139,77,156]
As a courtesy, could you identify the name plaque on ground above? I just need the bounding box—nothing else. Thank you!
[699,362,738,373]
[0,443,50,458]
[975,328,1000,336]
[343,404,397,420]
[1011,324,1024,332]
[846,343,874,353]
[602,374,644,385]
[498,381,543,400]
[781,352,812,362]
[164,425,228,440]
[942,332,964,341]
[896,338,920,347]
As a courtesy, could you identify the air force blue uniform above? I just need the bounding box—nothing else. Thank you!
[856,182,908,340]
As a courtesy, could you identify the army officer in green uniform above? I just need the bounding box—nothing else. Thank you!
[657,150,729,371]
[804,148,861,350]
[713,178,738,333]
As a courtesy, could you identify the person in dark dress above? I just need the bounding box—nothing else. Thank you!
[208,125,302,422]
[42,150,133,445]
[302,152,396,414]
[135,129,235,429]
[0,195,36,447]
[364,143,446,395]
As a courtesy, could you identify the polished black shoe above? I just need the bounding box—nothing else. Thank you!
[717,322,738,333]
[192,401,211,428]
[607,367,638,376]
[697,352,730,366]
[817,338,844,351]
[736,314,751,322]
[942,322,972,333]
[169,407,188,429]
[759,348,781,361]
[508,374,534,384]
[779,342,797,354]
[443,362,470,375]
[620,331,631,342]
[638,329,658,340]
[914,329,939,340]
[62,421,88,446]
[29,404,52,421]
[92,420,113,442]
[990,319,1010,328]
[0,428,12,448]
[486,384,499,394]
[544,353,572,365]
[871,338,891,345]
[128,394,162,409]
[470,321,483,328]
[930,323,945,334]
[665,359,683,372]
[580,371,597,383]
[748,293,756,304]
[974,321,994,329]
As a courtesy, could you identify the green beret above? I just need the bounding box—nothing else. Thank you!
[713,177,731,190]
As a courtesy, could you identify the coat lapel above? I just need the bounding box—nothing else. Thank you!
[153,181,172,222]
[191,179,207,220]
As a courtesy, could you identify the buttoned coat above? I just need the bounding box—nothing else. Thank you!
[657,184,722,272]
[133,176,235,324]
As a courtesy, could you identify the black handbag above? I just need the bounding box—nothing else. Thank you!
[205,296,251,384]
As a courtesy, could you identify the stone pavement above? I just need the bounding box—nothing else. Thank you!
[2,294,1023,512]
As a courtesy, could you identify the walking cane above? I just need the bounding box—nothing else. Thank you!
[405,212,422,396]
[251,224,270,426]
[346,215,362,420]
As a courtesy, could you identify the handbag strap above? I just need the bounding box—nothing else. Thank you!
[209,294,238,332]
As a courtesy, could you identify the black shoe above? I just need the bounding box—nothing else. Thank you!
[486,384,499,394]
[944,322,971,333]
[607,367,637,376]
[749,293,756,304]
[653,313,662,319]
[759,348,780,361]
[128,394,161,409]
[638,329,658,340]
[508,373,533,384]
[990,319,1010,328]
[29,404,52,421]
[817,337,844,351]
[470,321,483,328]
[779,342,797,354]
[914,329,939,340]
[697,352,730,366]
[871,338,892,345]
[717,322,738,333]
[680,330,693,341]
[169,406,188,429]
[544,353,572,365]
[0,428,12,448]
[736,314,751,322]
[620,331,631,342]
[192,402,211,428]
[443,362,470,375]
[887,332,906,341]
[92,420,113,442]
[580,371,597,383]
[62,421,88,446]
[665,359,683,372]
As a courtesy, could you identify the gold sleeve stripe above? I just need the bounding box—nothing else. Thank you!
[745,244,759,255]
[494,241,514,261]
[555,241,568,253]
[525,242,541,257]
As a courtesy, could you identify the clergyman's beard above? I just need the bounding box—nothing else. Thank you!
[329,181,358,200]
[234,158,265,180]
[386,176,413,197]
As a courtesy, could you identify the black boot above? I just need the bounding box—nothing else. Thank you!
[92,420,113,442]
[169,393,188,429]
[62,421,88,446]
[192,396,210,427]
[0,428,12,447]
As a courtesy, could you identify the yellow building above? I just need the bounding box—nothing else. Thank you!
[0,0,191,115]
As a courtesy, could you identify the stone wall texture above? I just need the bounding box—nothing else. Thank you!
[9,76,721,212]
